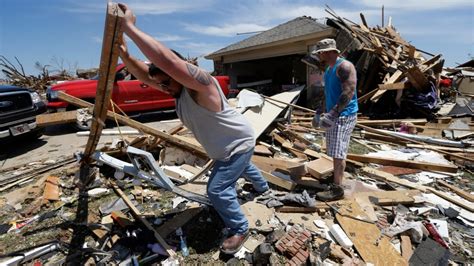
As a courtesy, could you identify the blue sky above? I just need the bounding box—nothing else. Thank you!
[1,0,473,78]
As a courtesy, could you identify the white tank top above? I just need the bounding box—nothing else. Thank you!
[175,77,255,160]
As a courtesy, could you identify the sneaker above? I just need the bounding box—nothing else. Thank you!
[220,231,249,255]
[316,185,344,201]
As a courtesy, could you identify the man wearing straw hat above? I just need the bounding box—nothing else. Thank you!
[311,38,358,201]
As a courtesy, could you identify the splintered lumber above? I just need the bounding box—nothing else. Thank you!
[406,66,430,91]
[335,200,407,265]
[112,184,176,257]
[361,167,474,212]
[378,82,410,90]
[36,110,78,127]
[437,180,474,202]
[157,206,203,237]
[361,167,425,191]
[83,3,124,163]
[356,123,474,163]
[58,91,207,157]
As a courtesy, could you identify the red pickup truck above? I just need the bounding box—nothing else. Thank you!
[46,63,230,126]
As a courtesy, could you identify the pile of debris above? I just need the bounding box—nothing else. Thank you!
[1,87,472,265]
[321,8,446,120]
[0,55,76,93]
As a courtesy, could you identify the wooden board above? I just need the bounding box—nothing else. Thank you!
[83,3,124,162]
[354,190,420,206]
[347,154,458,173]
[437,180,474,202]
[243,86,304,138]
[112,184,176,257]
[361,167,474,212]
[252,155,300,173]
[335,200,407,265]
[260,170,296,191]
[36,110,77,127]
[306,157,333,179]
[157,206,203,237]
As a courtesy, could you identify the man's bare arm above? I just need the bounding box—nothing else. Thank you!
[334,61,357,114]
[186,63,212,86]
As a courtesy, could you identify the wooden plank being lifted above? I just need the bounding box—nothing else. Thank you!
[58,91,207,157]
[83,3,124,162]
[36,110,77,127]
[348,154,458,173]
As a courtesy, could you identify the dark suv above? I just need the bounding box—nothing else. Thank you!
[0,85,47,139]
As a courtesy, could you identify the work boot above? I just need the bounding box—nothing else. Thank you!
[220,231,249,255]
[316,184,344,201]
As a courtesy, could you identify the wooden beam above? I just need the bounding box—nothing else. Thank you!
[347,154,458,173]
[356,123,474,163]
[437,180,474,202]
[112,184,176,257]
[378,82,410,91]
[83,3,124,162]
[406,66,430,91]
[361,167,474,212]
[36,110,77,127]
[406,144,474,154]
[58,91,207,157]
[260,170,296,191]
[157,206,203,237]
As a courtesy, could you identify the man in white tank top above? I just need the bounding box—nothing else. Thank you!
[117,3,269,255]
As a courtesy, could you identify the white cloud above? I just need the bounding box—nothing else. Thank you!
[174,42,224,57]
[153,34,187,42]
[91,36,102,43]
[183,23,269,37]
[64,0,215,14]
[353,0,473,10]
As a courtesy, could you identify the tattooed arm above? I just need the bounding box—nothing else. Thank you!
[333,61,357,114]
[119,3,215,93]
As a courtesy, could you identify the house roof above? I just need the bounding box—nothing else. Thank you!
[205,16,329,59]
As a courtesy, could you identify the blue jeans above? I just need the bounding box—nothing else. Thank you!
[207,148,269,235]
